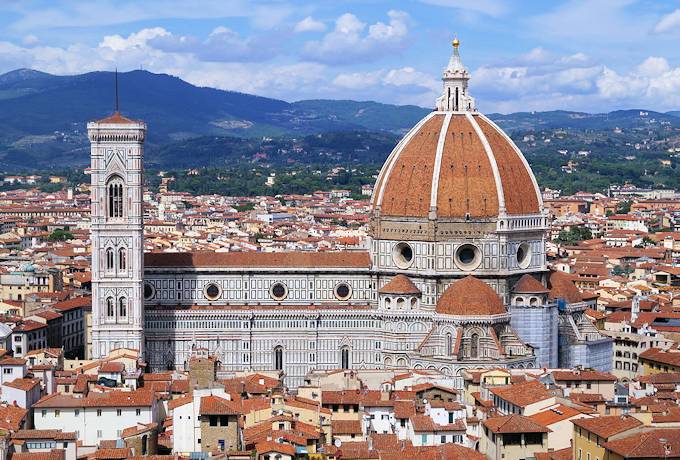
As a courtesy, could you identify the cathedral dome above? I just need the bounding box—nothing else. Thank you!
[370,41,542,221]
[436,276,507,316]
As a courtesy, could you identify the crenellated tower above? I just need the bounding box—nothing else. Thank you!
[88,110,146,358]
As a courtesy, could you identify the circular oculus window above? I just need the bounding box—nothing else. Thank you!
[334,282,352,301]
[204,283,222,301]
[455,244,482,271]
[516,242,532,269]
[392,242,414,269]
[143,283,155,300]
[270,282,288,301]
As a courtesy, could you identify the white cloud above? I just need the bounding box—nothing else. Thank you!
[302,10,410,65]
[473,52,680,113]
[294,16,326,33]
[333,67,439,106]
[418,0,506,17]
[654,8,680,33]
[100,27,170,52]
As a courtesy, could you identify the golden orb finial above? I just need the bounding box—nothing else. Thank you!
[452,35,459,48]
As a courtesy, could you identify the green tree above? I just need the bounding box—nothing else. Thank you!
[48,229,74,241]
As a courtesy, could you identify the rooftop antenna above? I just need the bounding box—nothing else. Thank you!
[114,67,119,113]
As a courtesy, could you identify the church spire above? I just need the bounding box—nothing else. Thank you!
[436,36,476,112]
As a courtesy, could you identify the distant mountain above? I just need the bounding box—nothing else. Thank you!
[0,68,678,170]
[487,109,680,132]
[668,111,680,118]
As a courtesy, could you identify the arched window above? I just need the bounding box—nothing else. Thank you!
[470,333,479,359]
[446,333,453,356]
[106,297,115,318]
[341,347,350,370]
[118,297,127,318]
[530,297,539,306]
[106,248,114,271]
[515,297,525,306]
[107,176,124,218]
[118,248,127,271]
[274,346,283,371]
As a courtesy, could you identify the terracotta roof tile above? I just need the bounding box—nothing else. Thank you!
[436,276,506,316]
[378,275,421,295]
[572,414,642,439]
[512,274,549,293]
[489,380,553,407]
[484,414,550,434]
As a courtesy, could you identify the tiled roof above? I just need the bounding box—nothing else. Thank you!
[52,296,91,311]
[34,389,155,408]
[378,275,421,295]
[99,362,125,373]
[552,370,617,382]
[489,380,553,407]
[199,395,239,415]
[0,403,28,431]
[95,112,136,125]
[639,348,680,368]
[379,444,486,460]
[92,447,133,459]
[3,378,40,391]
[603,428,680,458]
[14,429,77,440]
[483,414,550,434]
[255,440,296,456]
[529,404,584,426]
[332,419,363,435]
[572,414,642,439]
[534,447,573,460]
[548,270,583,303]
[145,250,371,269]
[512,274,549,293]
[12,451,65,460]
[436,276,506,316]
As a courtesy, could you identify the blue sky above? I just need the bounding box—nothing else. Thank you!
[1,0,680,112]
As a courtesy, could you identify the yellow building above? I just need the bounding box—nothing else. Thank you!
[639,348,680,375]
[571,415,642,460]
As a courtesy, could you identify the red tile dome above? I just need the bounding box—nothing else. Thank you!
[371,112,542,219]
[436,276,507,316]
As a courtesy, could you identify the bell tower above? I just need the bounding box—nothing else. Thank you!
[88,103,146,358]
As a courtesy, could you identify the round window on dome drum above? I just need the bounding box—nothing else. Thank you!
[455,244,482,271]
[143,283,155,300]
[393,242,414,269]
[270,282,288,301]
[334,282,352,301]
[516,242,532,269]
[204,283,221,301]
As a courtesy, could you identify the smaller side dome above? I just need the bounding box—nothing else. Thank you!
[548,270,582,303]
[436,276,506,316]
[378,275,421,295]
[512,274,549,294]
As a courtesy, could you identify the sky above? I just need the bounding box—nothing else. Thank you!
[1,0,680,113]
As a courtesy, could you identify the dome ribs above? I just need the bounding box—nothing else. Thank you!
[436,115,499,218]
[475,115,540,215]
[380,114,444,217]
